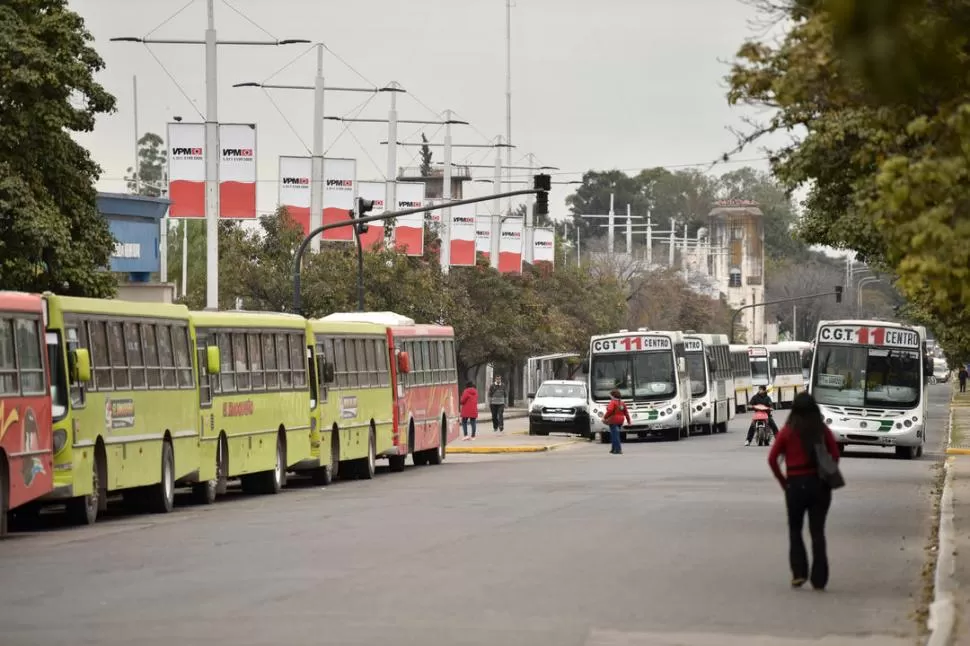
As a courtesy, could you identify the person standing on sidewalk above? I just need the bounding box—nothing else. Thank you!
[768,392,841,591]
[602,389,631,455]
[959,366,968,393]
[488,376,508,433]
[460,381,479,441]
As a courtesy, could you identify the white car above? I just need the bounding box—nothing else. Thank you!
[527,380,591,437]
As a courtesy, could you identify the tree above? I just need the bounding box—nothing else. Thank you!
[126,132,167,197]
[419,133,433,177]
[0,0,117,296]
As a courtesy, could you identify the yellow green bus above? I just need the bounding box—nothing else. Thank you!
[295,319,396,483]
[190,310,312,497]
[41,294,201,525]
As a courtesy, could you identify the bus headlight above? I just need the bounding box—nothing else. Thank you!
[825,418,832,425]
[53,429,68,454]
[666,407,673,415]
[904,420,912,428]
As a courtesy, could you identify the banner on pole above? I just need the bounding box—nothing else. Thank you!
[394,183,426,257]
[499,217,524,274]
[475,213,491,260]
[449,203,476,266]
[167,122,205,218]
[533,227,555,266]
[356,181,386,251]
[218,123,257,218]
[322,158,356,242]
[278,156,311,234]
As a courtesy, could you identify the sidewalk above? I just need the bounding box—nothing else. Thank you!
[941,387,970,644]
[447,429,584,454]
[476,406,528,425]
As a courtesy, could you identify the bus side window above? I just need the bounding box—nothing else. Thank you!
[66,326,86,407]
[87,320,112,391]
[196,334,212,407]
[0,318,17,395]
[262,333,279,390]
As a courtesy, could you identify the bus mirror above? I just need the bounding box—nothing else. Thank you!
[206,346,221,375]
[71,348,92,383]
[678,357,686,374]
[398,351,411,374]
[771,358,778,369]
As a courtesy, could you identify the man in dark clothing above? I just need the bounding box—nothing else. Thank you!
[746,385,779,445]
[959,366,968,393]
[488,376,508,432]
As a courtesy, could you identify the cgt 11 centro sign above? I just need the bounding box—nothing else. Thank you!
[592,335,672,353]
[818,325,920,348]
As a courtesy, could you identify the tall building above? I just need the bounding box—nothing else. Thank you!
[709,200,766,342]
[397,165,472,200]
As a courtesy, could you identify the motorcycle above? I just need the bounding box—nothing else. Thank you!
[750,404,772,447]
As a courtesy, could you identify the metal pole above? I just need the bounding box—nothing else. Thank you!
[792,304,797,341]
[440,110,453,273]
[505,0,512,218]
[668,221,675,267]
[203,0,220,309]
[524,153,534,264]
[385,84,399,246]
[490,139,501,268]
[576,224,581,267]
[309,44,325,253]
[181,221,189,297]
[354,222,365,311]
[626,204,632,254]
[607,193,615,254]
[646,210,653,265]
[132,75,140,195]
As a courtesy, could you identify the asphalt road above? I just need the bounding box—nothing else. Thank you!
[0,386,950,646]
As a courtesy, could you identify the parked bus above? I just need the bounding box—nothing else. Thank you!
[0,293,54,536]
[683,333,734,434]
[729,344,753,412]
[41,295,200,525]
[298,317,396,483]
[191,310,313,499]
[809,319,930,459]
[768,342,810,407]
[588,330,690,442]
[320,312,460,468]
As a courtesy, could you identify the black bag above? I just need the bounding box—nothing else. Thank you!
[813,443,845,490]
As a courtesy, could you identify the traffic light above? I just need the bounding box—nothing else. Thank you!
[534,173,550,217]
[834,285,843,304]
[355,197,375,235]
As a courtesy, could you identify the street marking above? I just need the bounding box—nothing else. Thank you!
[585,629,911,645]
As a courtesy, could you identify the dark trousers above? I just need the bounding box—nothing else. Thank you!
[961,378,967,393]
[489,404,505,430]
[785,474,832,588]
[609,424,623,453]
[461,417,477,437]
[746,417,779,442]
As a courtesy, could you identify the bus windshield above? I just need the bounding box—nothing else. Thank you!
[750,358,769,383]
[590,351,677,401]
[812,344,921,409]
[685,354,707,397]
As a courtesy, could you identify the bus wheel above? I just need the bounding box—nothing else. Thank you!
[359,429,376,480]
[68,446,105,526]
[668,428,681,442]
[0,461,8,537]
[388,454,406,472]
[312,433,338,485]
[148,441,175,513]
[428,421,446,466]
[599,432,609,444]
[247,434,285,494]
[895,445,916,460]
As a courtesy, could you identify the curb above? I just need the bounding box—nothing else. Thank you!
[946,447,970,455]
[447,440,581,454]
[927,399,957,645]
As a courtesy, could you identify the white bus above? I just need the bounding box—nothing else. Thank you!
[587,330,691,442]
[748,345,771,392]
[809,319,930,459]
[730,344,753,413]
[684,333,734,434]
[768,342,811,407]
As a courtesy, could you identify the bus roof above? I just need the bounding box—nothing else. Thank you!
[308,319,389,336]
[769,341,813,351]
[685,333,729,345]
[0,291,44,314]
[816,319,919,331]
[321,311,415,327]
[592,330,684,341]
[729,344,750,353]
[44,294,190,320]
[190,309,307,330]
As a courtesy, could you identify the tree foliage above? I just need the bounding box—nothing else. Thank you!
[126,132,167,197]
[726,0,970,361]
[0,0,117,296]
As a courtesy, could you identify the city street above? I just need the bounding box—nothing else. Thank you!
[0,386,949,646]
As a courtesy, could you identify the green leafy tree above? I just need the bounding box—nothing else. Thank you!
[0,0,117,296]
[126,132,167,197]
[419,133,433,177]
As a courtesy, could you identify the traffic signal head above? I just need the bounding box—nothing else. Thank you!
[535,190,549,217]
[533,173,551,191]
[834,285,843,304]
[355,197,375,234]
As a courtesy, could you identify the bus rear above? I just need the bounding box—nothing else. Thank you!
[729,344,753,413]
[0,292,53,535]
[683,334,733,434]
[809,320,928,459]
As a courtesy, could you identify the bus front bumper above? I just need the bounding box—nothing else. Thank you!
[829,424,923,448]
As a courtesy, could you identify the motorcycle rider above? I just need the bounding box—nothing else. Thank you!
[745,385,779,446]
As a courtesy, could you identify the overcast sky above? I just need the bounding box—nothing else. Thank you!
[70,0,792,219]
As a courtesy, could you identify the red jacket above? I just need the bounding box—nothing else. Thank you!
[768,423,840,484]
[603,398,632,426]
[460,387,479,418]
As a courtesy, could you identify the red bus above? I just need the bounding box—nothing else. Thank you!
[0,292,54,536]
[320,312,460,467]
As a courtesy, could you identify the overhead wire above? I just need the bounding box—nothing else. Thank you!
[220,0,278,41]
[261,88,311,154]
[143,0,196,40]
[143,44,205,120]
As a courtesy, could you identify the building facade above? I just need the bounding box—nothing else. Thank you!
[708,200,766,343]
[97,192,175,303]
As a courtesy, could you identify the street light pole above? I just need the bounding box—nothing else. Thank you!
[310,44,325,252]
[441,110,454,273]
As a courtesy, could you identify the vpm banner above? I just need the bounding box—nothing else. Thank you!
[278,156,311,234]
[499,217,524,274]
[356,181,386,251]
[533,227,555,266]
[322,158,356,242]
[475,213,491,260]
[167,122,205,218]
[218,123,257,218]
[394,183,426,257]
[449,203,476,266]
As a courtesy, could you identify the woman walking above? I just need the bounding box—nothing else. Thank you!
[488,376,507,433]
[602,389,631,455]
[460,381,479,441]
[768,391,840,590]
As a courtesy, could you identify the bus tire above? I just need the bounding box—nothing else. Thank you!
[359,428,376,480]
[67,443,106,526]
[148,440,175,514]
[895,445,916,460]
[246,434,285,494]
[0,457,9,538]
[312,432,338,485]
[668,428,681,442]
[680,425,689,439]
[599,432,609,444]
[717,422,728,433]
[427,419,446,466]
[388,454,406,472]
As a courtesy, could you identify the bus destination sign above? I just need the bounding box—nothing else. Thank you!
[684,338,703,352]
[818,325,920,349]
[748,346,768,357]
[592,335,672,354]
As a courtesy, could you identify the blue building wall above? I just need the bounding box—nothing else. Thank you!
[96,192,170,282]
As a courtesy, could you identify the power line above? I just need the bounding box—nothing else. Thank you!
[220,0,278,41]
[260,43,317,84]
[261,88,310,154]
[143,0,196,40]
[504,156,773,180]
[143,44,205,120]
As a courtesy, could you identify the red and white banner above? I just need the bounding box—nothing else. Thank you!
[356,181,386,251]
[475,213,491,260]
[533,227,555,266]
[499,217,524,274]
[322,158,356,242]
[218,123,257,218]
[167,122,205,218]
[449,203,476,266]
[278,156,311,233]
[394,183,426,257]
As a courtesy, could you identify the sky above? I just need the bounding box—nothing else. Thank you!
[70,0,794,221]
